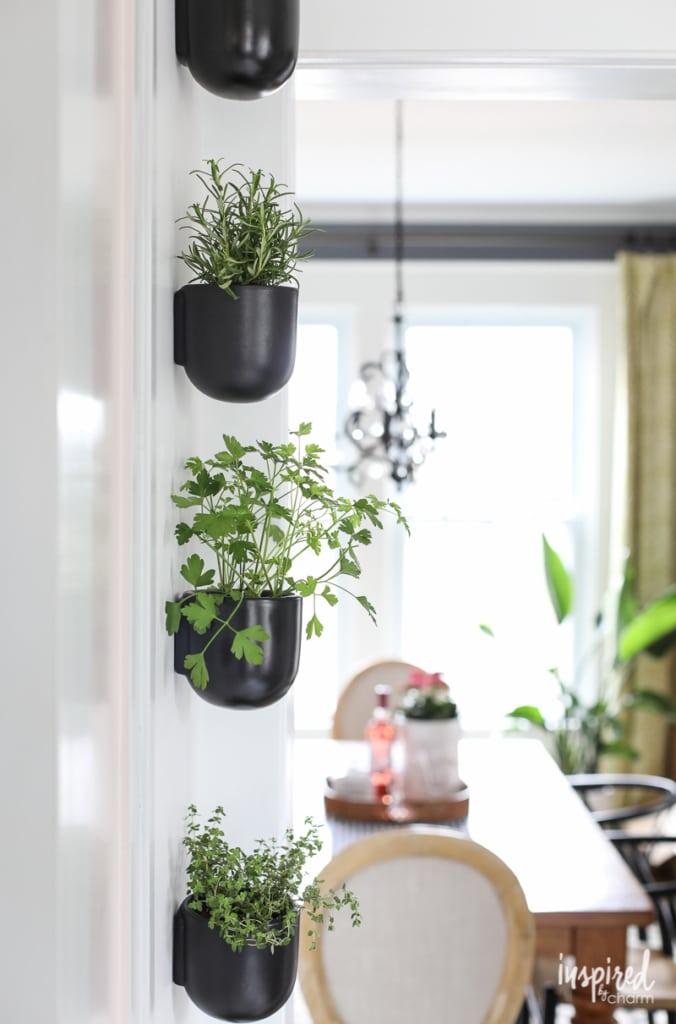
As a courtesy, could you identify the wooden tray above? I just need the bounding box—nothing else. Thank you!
[325,777,470,824]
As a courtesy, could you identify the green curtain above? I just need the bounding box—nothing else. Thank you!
[620,252,676,777]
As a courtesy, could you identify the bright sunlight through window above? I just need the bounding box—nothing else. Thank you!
[291,320,579,734]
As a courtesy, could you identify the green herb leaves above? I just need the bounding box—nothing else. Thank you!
[165,600,183,635]
[231,625,269,665]
[182,592,221,634]
[183,807,360,952]
[181,553,215,589]
[178,161,314,296]
[184,653,209,690]
[166,425,409,686]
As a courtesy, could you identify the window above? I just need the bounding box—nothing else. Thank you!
[399,323,577,732]
[291,265,615,737]
[288,323,345,733]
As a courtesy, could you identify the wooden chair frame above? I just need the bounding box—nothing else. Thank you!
[331,659,422,739]
[300,827,535,1024]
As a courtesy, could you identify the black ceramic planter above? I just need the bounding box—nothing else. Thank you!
[174,899,299,1021]
[174,595,302,708]
[174,284,298,403]
[175,0,299,100]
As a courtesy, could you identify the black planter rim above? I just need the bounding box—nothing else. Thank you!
[176,591,302,607]
[178,282,299,296]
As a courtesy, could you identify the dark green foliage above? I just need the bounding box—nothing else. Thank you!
[501,540,676,774]
[184,806,360,953]
[166,424,409,688]
[403,688,458,720]
[178,160,314,297]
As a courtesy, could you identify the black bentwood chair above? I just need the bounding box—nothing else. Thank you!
[539,776,676,1023]
[567,773,676,828]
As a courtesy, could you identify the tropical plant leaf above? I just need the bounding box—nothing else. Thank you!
[542,535,573,624]
[507,705,547,729]
[599,740,639,761]
[321,586,338,607]
[625,687,675,718]
[616,558,638,634]
[618,590,676,661]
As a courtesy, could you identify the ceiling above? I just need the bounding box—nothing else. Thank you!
[296,100,676,220]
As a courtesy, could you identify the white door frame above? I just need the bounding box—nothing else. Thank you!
[296,52,676,100]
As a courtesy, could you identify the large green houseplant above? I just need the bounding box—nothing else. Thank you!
[501,537,676,774]
[166,423,409,706]
[174,159,314,402]
[173,806,360,1019]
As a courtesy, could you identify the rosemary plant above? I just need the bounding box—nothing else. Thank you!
[178,159,313,297]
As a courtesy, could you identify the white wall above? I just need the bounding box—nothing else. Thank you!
[0,0,295,1021]
[301,0,676,56]
[139,7,295,1024]
[0,1,60,1020]
[1,0,137,1019]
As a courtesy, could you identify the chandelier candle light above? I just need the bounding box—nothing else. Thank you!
[345,100,446,487]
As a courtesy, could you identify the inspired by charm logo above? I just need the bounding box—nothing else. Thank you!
[558,950,656,1006]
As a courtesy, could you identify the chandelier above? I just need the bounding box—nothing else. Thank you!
[344,100,445,487]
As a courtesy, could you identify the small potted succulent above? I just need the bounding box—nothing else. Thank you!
[174,159,313,402]
[173,806,360,1021]
[166,423,409,708]
[400,671,460,801]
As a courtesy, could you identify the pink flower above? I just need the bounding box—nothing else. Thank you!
[407,670,448,690]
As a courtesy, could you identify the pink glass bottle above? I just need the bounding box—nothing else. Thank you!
[366,685,397,802]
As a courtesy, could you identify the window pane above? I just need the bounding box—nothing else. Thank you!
[289,324,342,732]
[400,325,575,731]
[403,325,574,519]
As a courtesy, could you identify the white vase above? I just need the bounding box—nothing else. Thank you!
[401,718,460,801]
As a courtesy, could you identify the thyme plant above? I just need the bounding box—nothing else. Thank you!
[184,806,361,952]
[178,159,313,297]
[165,424,409,688]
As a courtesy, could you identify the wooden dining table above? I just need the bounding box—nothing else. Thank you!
[293,736,655,1024]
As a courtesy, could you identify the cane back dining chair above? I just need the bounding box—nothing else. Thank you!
[332,660,422,740]
[300,828,535,1024]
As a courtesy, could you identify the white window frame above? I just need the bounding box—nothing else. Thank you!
[295,260,621,729]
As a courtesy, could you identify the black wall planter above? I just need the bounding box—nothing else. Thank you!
[174,284,298,403]
[174,899,299,1021]
[174,595,302,708]
[176,0,299,100]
